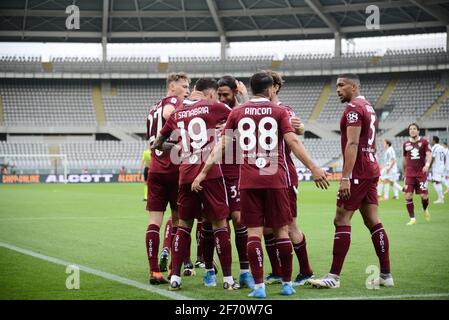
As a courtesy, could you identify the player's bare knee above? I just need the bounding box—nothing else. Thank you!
[231,211,242,226]
[248,227,263,239]
[334,207,351,226]
[211,219,227,230]
[273,225,289,239]
[263,227,273,235]
[148,211,163,226]
[179,219,194,229]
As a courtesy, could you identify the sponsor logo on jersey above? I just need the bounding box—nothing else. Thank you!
[410,148,420,160]
[405,144,413,151]
[347,111,359,123]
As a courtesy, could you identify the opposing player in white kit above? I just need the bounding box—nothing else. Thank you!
[430,136,446,204]
[442,142,449,195]
[378,139,403,200]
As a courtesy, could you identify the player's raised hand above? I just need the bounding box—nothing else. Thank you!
[338,179,351,200]
[235,80,248,95]
[311,166,330,189]
[291,116,305,135]
[191,171,207,192]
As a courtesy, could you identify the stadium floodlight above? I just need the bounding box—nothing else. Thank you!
[0,154,68,183]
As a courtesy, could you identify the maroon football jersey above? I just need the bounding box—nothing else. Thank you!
[147,96,183,174]
[278,102,299,187]
[160,98,231,185]
[224,97,294,189]
[339,96,380,179]
[403,137,431,178]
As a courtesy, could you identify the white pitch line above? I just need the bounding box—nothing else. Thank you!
[0,241,193,300]
[299,293,449,300]
[0,216,144,221]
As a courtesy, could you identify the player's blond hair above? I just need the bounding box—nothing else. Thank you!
[166,72,191,88]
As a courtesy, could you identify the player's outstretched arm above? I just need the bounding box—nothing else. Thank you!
[339,126,361,200]
[283,132,329,189]
[191,135,232,192]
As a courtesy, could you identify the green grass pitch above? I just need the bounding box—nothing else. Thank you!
[0,182,448,300]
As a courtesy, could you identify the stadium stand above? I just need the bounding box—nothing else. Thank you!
[103,80,165,125]
[0,141,51,173]
[382,72,443,121]
[430,99,449,120]
[0,70,448,176]
[0,79,96,126]
[277,77,326,121]
[59,141,146,173]
[3,49,447,75]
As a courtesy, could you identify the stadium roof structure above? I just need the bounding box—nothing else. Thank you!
[1,0,449,43]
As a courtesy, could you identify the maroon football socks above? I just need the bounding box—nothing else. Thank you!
[248,236,264,284]
[293,235,313,276]
[235,225,249,270]
[370,223,390,274]
[145,224,160,273]
[330,225,351,275]
[406,199,415,218]
[213,227,232,277]
[162,219,172,252]
[264,233,281,277]
[171,226,191,276]
[276,238,293,282]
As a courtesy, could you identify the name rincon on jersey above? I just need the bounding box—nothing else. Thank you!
[244,107,273,116]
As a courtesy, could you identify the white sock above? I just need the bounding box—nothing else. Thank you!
[394,182,402,190]
[254,283,265,290]
[443,178,449,189]
[410,217,416,222]
[377,183,383,196]
[282,281,292,286]
[240,269,250,275]
[434,183,443,201]
[171,275,181,284]
[223,276,234,284]
[384,184,390,199]
[206,268,214,273]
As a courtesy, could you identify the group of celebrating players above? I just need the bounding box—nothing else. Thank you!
[141,70,448,298]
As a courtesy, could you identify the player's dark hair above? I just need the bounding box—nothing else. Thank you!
[194,77,218,92]
[217,75,237,90]
[250,72,273,96]
[384,139,392,147]
[408,122,420,131]
[338,73,360,87]
[266,70,284,94]
[433,136,440,144]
